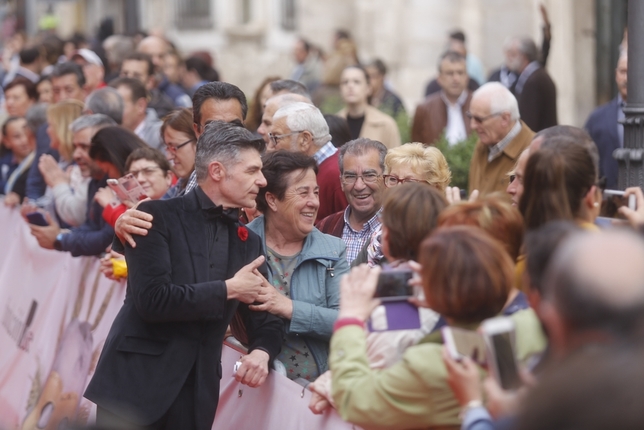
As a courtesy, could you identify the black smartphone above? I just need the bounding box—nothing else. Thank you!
[26,211,49,227]
[374,269,413,301]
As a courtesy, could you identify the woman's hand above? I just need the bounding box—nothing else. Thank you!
[39,154,68,187]
[338,264,381,321]
[94,187,116,208]
[309,390,331,415]
[249,277,294,319]
[619,187,644,228]
[445,187,479,205]
[442,347,483,407]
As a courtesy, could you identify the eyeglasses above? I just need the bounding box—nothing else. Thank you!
[128,166,162,178]
[341,172,381,185]
[466,111,502,123]
[268,131,303,147]
[383,175,425,188]
[165,138,194,153]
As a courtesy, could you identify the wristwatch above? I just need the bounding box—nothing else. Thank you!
[53,231,67,251]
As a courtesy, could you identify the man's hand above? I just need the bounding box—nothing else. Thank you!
[94,187,116,208]
[114,204,153,248]
[226,256,265,303]
[19,198,39,221]
[235,349,270,388]
[39,154,69,187]
[249,277,293,319]
[445,187,479,205]
[28,212,61,250]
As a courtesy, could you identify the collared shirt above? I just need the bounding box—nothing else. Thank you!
[312,141,337,165]
[342,206,382,264]
[185,170,198,195]
[488,120,522,162]
[440,90,469,145]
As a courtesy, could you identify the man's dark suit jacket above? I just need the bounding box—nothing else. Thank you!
[585,96,621,188]
[85,188,283,427]
[515,67,558,132]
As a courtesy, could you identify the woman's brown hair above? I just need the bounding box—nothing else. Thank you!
[381,182,447,261]
[246,76,280,131]
[161,108,196,142]
[420,226,513,323]
[519,137,597,230]
[438,194,524,261]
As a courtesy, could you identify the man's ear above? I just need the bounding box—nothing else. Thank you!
[193,122,201,138]
[265,192,279,212]
[208,161,225,182]
[299,131,313,154]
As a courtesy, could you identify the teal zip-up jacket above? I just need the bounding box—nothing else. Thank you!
[247,215,349,373]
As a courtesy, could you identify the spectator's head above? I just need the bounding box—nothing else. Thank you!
[339,138,387,222]
[519,137,599,230]
[161,107,197,180]
[469,82,520,146]
[46,100,84,162]
[36,76,53,104]
[270,102,330,154]
[84,87,124,125]
[120,52,155,90]
[365,59,388,95]
[182,56,219,90]
[1,117,31,160]
[109,77,149,132]
[246,76,280,132]
[51,62,86,103]
[70,114,117,178]
[24,103,48,137]
[293,38,310,64]
[447,30,467,56]
[18,47,42,72]
[505,36,539,74]
[257,92,312,145]
[269,79,310,99]
[194,121,266,209]
[192,82,248,137]
[506,149,529,207]
[616,51,628,102]
[4,77,37,117]
[124,147,173,200]
[340,65,371,108]
[103,35,135,72]
[383,143,451,192]
[137,36,169,74]
[540,229,644,357]
[70,48,105,93]
[438,194,524,261]
[532,125,600,173]
[163,51,184,85]
[381,182,447,261]
[324,114,351,148]
[436,51,468,101]
[89,126,147,179]
[420,226,513,324]
[256,150,319,238]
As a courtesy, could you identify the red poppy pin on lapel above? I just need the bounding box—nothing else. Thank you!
[238,226,248,241]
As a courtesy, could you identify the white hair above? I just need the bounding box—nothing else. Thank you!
[272,102,331,147]
[473,82,520,121]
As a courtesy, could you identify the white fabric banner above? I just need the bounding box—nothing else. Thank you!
[0,205,355,430]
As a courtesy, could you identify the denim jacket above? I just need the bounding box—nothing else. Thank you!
[247,216,349,373]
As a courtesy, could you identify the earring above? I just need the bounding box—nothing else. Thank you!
[593,202,599,208]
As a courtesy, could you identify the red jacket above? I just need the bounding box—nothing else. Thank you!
[316,151,347,222]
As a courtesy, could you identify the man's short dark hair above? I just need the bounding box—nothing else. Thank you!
[192,82,248,126]
[368,59,387,76]
[185,56,219,82]
[449,30,466,43]
[123,52,154,77]
[269,80,309,98]
[194,121,265,181]
[338,137,387,174]
[109,77,148,103]
[19,47,40,65]
[256,151,318,213]
[51,62,86,88]
[437,50,466,72]
[85,87,124,125]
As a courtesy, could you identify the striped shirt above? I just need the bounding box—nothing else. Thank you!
[488,120,522,162]
[342,207,382,264]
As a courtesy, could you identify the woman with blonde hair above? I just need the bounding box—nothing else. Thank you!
[38,99,88,226]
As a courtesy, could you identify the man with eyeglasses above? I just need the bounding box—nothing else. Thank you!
[468,82,534,196]
[268,102,347,221]
[316,138,387,264]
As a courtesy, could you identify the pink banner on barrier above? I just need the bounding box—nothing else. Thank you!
[0,205,356,429]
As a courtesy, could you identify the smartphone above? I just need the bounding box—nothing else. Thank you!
[600,189,636,219]
[107,173,147,204]
[374,269,413,301]
[26,211,49,226]
[442,326,487,365]
[481,317,522,390]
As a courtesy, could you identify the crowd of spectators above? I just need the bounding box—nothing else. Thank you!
[2,9,644,430]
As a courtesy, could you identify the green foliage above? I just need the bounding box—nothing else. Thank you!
[434,133,478,190]
[393,111,410,144]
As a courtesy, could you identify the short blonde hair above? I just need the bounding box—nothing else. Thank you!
[384,142,451,191]
[47,100,84,161]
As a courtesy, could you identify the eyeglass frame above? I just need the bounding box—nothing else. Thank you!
[165,138,195,153]
[340,172,382,185]
[268,130,305,147]
[466,111,503,123]
[382,174,426,188]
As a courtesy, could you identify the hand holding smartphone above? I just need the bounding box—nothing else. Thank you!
[106,173,148,205]
[26,211,49,227]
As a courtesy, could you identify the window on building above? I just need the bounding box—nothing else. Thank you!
[176,0,213,30]
[281,0,296,31]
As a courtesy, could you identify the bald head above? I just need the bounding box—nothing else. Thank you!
[544,229,644,333]
[257,93,313,144]
[137,36,169,73]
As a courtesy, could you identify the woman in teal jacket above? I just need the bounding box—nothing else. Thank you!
[246,150,349,382]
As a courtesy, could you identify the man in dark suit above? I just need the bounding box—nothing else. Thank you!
[85,121,283,429]
[585,53,627,189]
